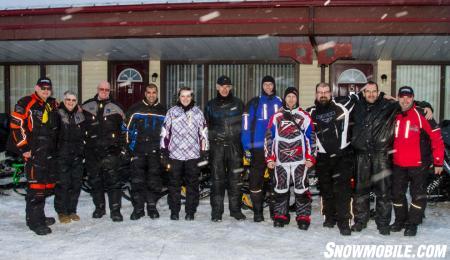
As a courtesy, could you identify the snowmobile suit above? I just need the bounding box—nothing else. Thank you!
[54,103,85,216]
[161,104,208,215]
[205,92,244,218]
[10,93,59,230]
[392,105,444,225]
[241,76,282,219]
[265,107,316,220]
[82,95,126,215]
[307,95,357,225]
[351,93,398,229]
[126,99,166,214]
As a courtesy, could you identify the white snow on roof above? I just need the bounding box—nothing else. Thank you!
[0,0,254,11]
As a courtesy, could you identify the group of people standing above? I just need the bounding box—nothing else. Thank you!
[9,75,444,238]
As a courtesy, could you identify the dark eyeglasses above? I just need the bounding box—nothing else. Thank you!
[64,98,77,102]
[40,86,52,91]
[98,88,110,92]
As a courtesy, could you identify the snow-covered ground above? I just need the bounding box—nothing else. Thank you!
[0,190,449,260]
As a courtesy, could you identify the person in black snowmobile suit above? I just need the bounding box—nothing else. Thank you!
[205,75,246,222]
[82,80,126,222]
[54,91,85,224]
[125,83,166,220]
[10,77,59,235]
[306,82,356,236]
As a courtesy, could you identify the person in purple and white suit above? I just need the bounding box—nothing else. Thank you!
[160,87,209,221]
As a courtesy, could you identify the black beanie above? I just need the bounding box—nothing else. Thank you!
[261,75,276,96]
[283,87,299,109]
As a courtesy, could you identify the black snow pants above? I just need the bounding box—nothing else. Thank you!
[168,159,200,215]
[210,143,243,217]
[392,165,429,225]
[85,153,122,213]
[316,152,353,224]
[130,151,163,212]
[354,152,392,229]
[54,155,84,215]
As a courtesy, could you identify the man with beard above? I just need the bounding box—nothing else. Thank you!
[126,83,166,220]
[205,76,245,222]
[242,75,282,222]
[306,82,356,236]
[160,87,209,220]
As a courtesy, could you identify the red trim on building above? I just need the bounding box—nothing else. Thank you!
[0,0,449,17]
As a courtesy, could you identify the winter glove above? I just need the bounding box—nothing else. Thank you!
[119,148,130,162]
[243,150,252,166]
[160,149,171,171]
[198,150,209,167]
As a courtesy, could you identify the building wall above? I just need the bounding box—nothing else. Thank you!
[81,60,107,102]
[298,60,329,108]
[377,60,392,95]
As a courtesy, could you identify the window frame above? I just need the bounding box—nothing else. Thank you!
[392,61,449,122]
[0,61,81,114]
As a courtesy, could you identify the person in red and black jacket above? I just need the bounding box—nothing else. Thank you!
[10,77,59,235]
[390,86,444,237]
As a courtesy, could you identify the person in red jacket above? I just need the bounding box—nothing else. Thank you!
[391,86,444,237]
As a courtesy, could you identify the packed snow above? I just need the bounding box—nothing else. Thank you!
[1,190,449,259]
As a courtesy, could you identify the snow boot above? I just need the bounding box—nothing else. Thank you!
[351,222,367,232]
[69,213,80,221]
[170,212,179,220]
[231,211,246,221]
[130,209,145,220]
[323,216,336,228]
[147,206,160,219]
[378,226,390,236]
[31,225,52,236]
[251,192,264,222]
[390,221,405,232]
[296,216,310,231]
[404,224,417,237]
[273,214,288,228]
[185,213,195,221]
[45,217,56,226]
[58,214,71,224]
[337,221,351,236]
[92,208,106,219]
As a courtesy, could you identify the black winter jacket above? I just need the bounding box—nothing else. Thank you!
[82,95,125,154]
[57,103,85,157]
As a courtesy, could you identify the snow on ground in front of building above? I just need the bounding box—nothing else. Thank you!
[0,190,449,260]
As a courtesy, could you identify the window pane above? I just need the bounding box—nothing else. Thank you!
[396,65,441,119]
[165,64,204,108]
[10,65,40,111]
[0,66,4,113]
[46,65,79,101]
[208,64,295,104]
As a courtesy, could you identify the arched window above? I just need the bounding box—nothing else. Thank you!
[337,68,367,84]
[117,68,143,82]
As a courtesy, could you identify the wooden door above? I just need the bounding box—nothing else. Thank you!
[111,62,149,111]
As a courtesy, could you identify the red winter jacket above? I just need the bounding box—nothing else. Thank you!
[393,104,444,167]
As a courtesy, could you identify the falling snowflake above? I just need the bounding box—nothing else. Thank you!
[200,11,221,23]
[61,15,72,21]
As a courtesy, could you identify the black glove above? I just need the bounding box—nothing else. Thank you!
[119,148,130,162]
[160,149,171,171]
[198,150,209,167]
